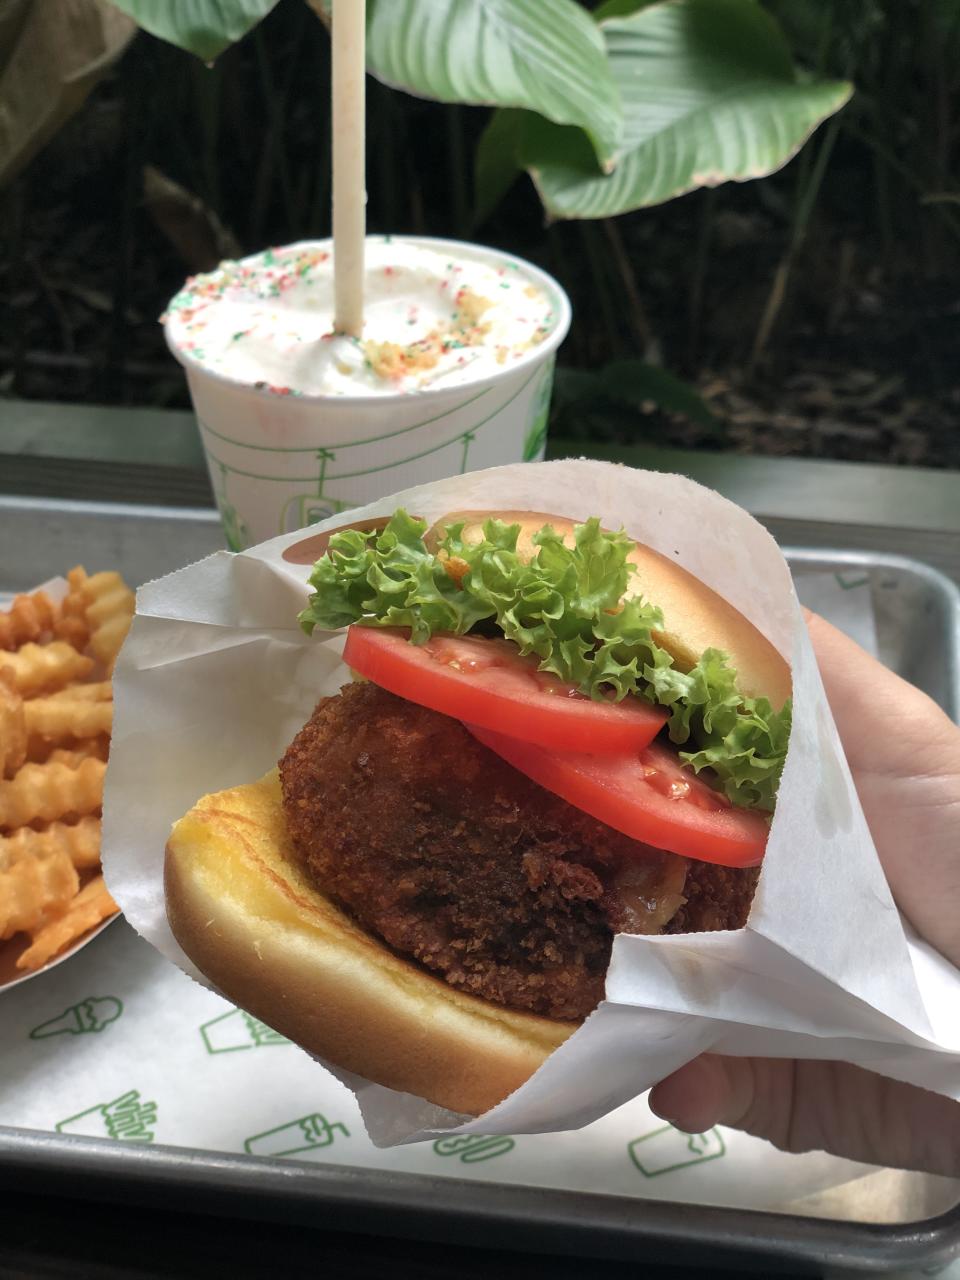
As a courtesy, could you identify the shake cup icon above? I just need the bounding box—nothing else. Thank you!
[243,1113,349,1158]
[31,996,122,1039]
[628,1124,726,1177]
[56,1089,157,1143]
[200,1007,290,1054]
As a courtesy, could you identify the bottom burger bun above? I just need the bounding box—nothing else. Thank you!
[164,770,575,1116]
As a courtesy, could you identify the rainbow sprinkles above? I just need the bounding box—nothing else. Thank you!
[163,237,559,399]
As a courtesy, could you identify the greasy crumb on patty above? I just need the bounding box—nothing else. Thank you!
[279,683,758,1021]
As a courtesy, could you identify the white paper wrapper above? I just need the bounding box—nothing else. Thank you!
[101,459,960,1146]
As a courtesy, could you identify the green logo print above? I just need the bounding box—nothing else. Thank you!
[212,457,251,551]
[200,1008,291,1054]
[523,357,555,462]
[628,1125,726,1177]
[833,572,870,591]
[30,996,123,1039]
[55,1089,158,1143]
[243,1114,350,1159]
[279,448,346,534]
[432,1135,516,1164]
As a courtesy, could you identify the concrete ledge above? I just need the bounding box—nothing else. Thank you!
[547,440,960,534]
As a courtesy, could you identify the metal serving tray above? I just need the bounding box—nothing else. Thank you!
[1,494,958,1276]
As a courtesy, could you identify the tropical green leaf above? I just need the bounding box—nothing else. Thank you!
[594,0,659,19]
[519,0,853,219]
[602,360,720,431]
[934,0,960,34]
[473,108,524,228]
[363,0,622,170]
[106,0,279,60]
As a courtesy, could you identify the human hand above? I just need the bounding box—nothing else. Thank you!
[649,611,960,1177]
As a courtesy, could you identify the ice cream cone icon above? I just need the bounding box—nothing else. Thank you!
[200,1007,291,1054]
[55,1089,157,1143]
[31,996,123,1040]
[243,1113,349,1158]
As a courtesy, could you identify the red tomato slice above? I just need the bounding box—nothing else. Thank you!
[466,726,769,867]
[343,626,667,754]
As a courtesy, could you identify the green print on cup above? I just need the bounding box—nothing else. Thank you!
[214,459,252,551]
[279,449,347,534]
[523,357,555,462]
[243,1113,350,1158]
[200,1007,291,1054]
[432,1135,516,1164]
[628,1124,726,1177]
[195,358,547,549]
[30,996,123,1039]
[55,1089,158,1143]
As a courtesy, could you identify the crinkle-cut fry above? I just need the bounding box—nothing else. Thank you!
[0,757,105,828]
[0,846,78,939]
[16,874,118,971]
[52,616,90,650]
[53,567,91,650]
[26,734,110,766]
[83,572,135,668]
[0,816,102,872]
[24,699,113,743]
[0,642,94,696]
[0,672,26,776]
[48,681,112,704]
[45,745,100,769]
[0,591,58,651]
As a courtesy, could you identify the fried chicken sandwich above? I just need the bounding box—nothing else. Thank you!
[165,509,791,1114]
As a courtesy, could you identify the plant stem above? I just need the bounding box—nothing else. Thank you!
[190,58,222,217]
[307,20,332,236]
[578,220,623,363]
[686,188,716,370]
[844,120,960,242]
[601,217,653,356]
[251,25,298,242]
[445,106,469,238]
[748,112,842,377]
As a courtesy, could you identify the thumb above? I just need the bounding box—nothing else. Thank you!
[649,1055,960,1177]
[649,1055,776,1141]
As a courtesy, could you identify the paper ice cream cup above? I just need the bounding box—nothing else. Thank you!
[164,237,571,551]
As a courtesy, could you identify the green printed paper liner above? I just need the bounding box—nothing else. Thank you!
[101,459,960,1145]
[5,915,897,1214]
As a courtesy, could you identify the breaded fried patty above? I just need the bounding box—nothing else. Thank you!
[279,682,758,1021]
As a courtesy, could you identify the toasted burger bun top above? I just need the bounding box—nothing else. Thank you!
[165,771,573,1117]
[432,509,791,710]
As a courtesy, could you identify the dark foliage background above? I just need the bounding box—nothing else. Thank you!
[1,0,958,465]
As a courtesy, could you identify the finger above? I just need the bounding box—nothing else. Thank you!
[649,1056,793,1148]
[803,609,958,778]
[804,610,960,967]
[651,1056,960,1177]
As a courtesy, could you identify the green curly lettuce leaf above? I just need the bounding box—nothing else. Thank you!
[299,510,791,811]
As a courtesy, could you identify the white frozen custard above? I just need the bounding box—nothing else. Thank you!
[164,237,560,398]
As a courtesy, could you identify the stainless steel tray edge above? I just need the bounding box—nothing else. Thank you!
[787,546,960,722]
[2,497,959,1272]
[1,1126,957,1275]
